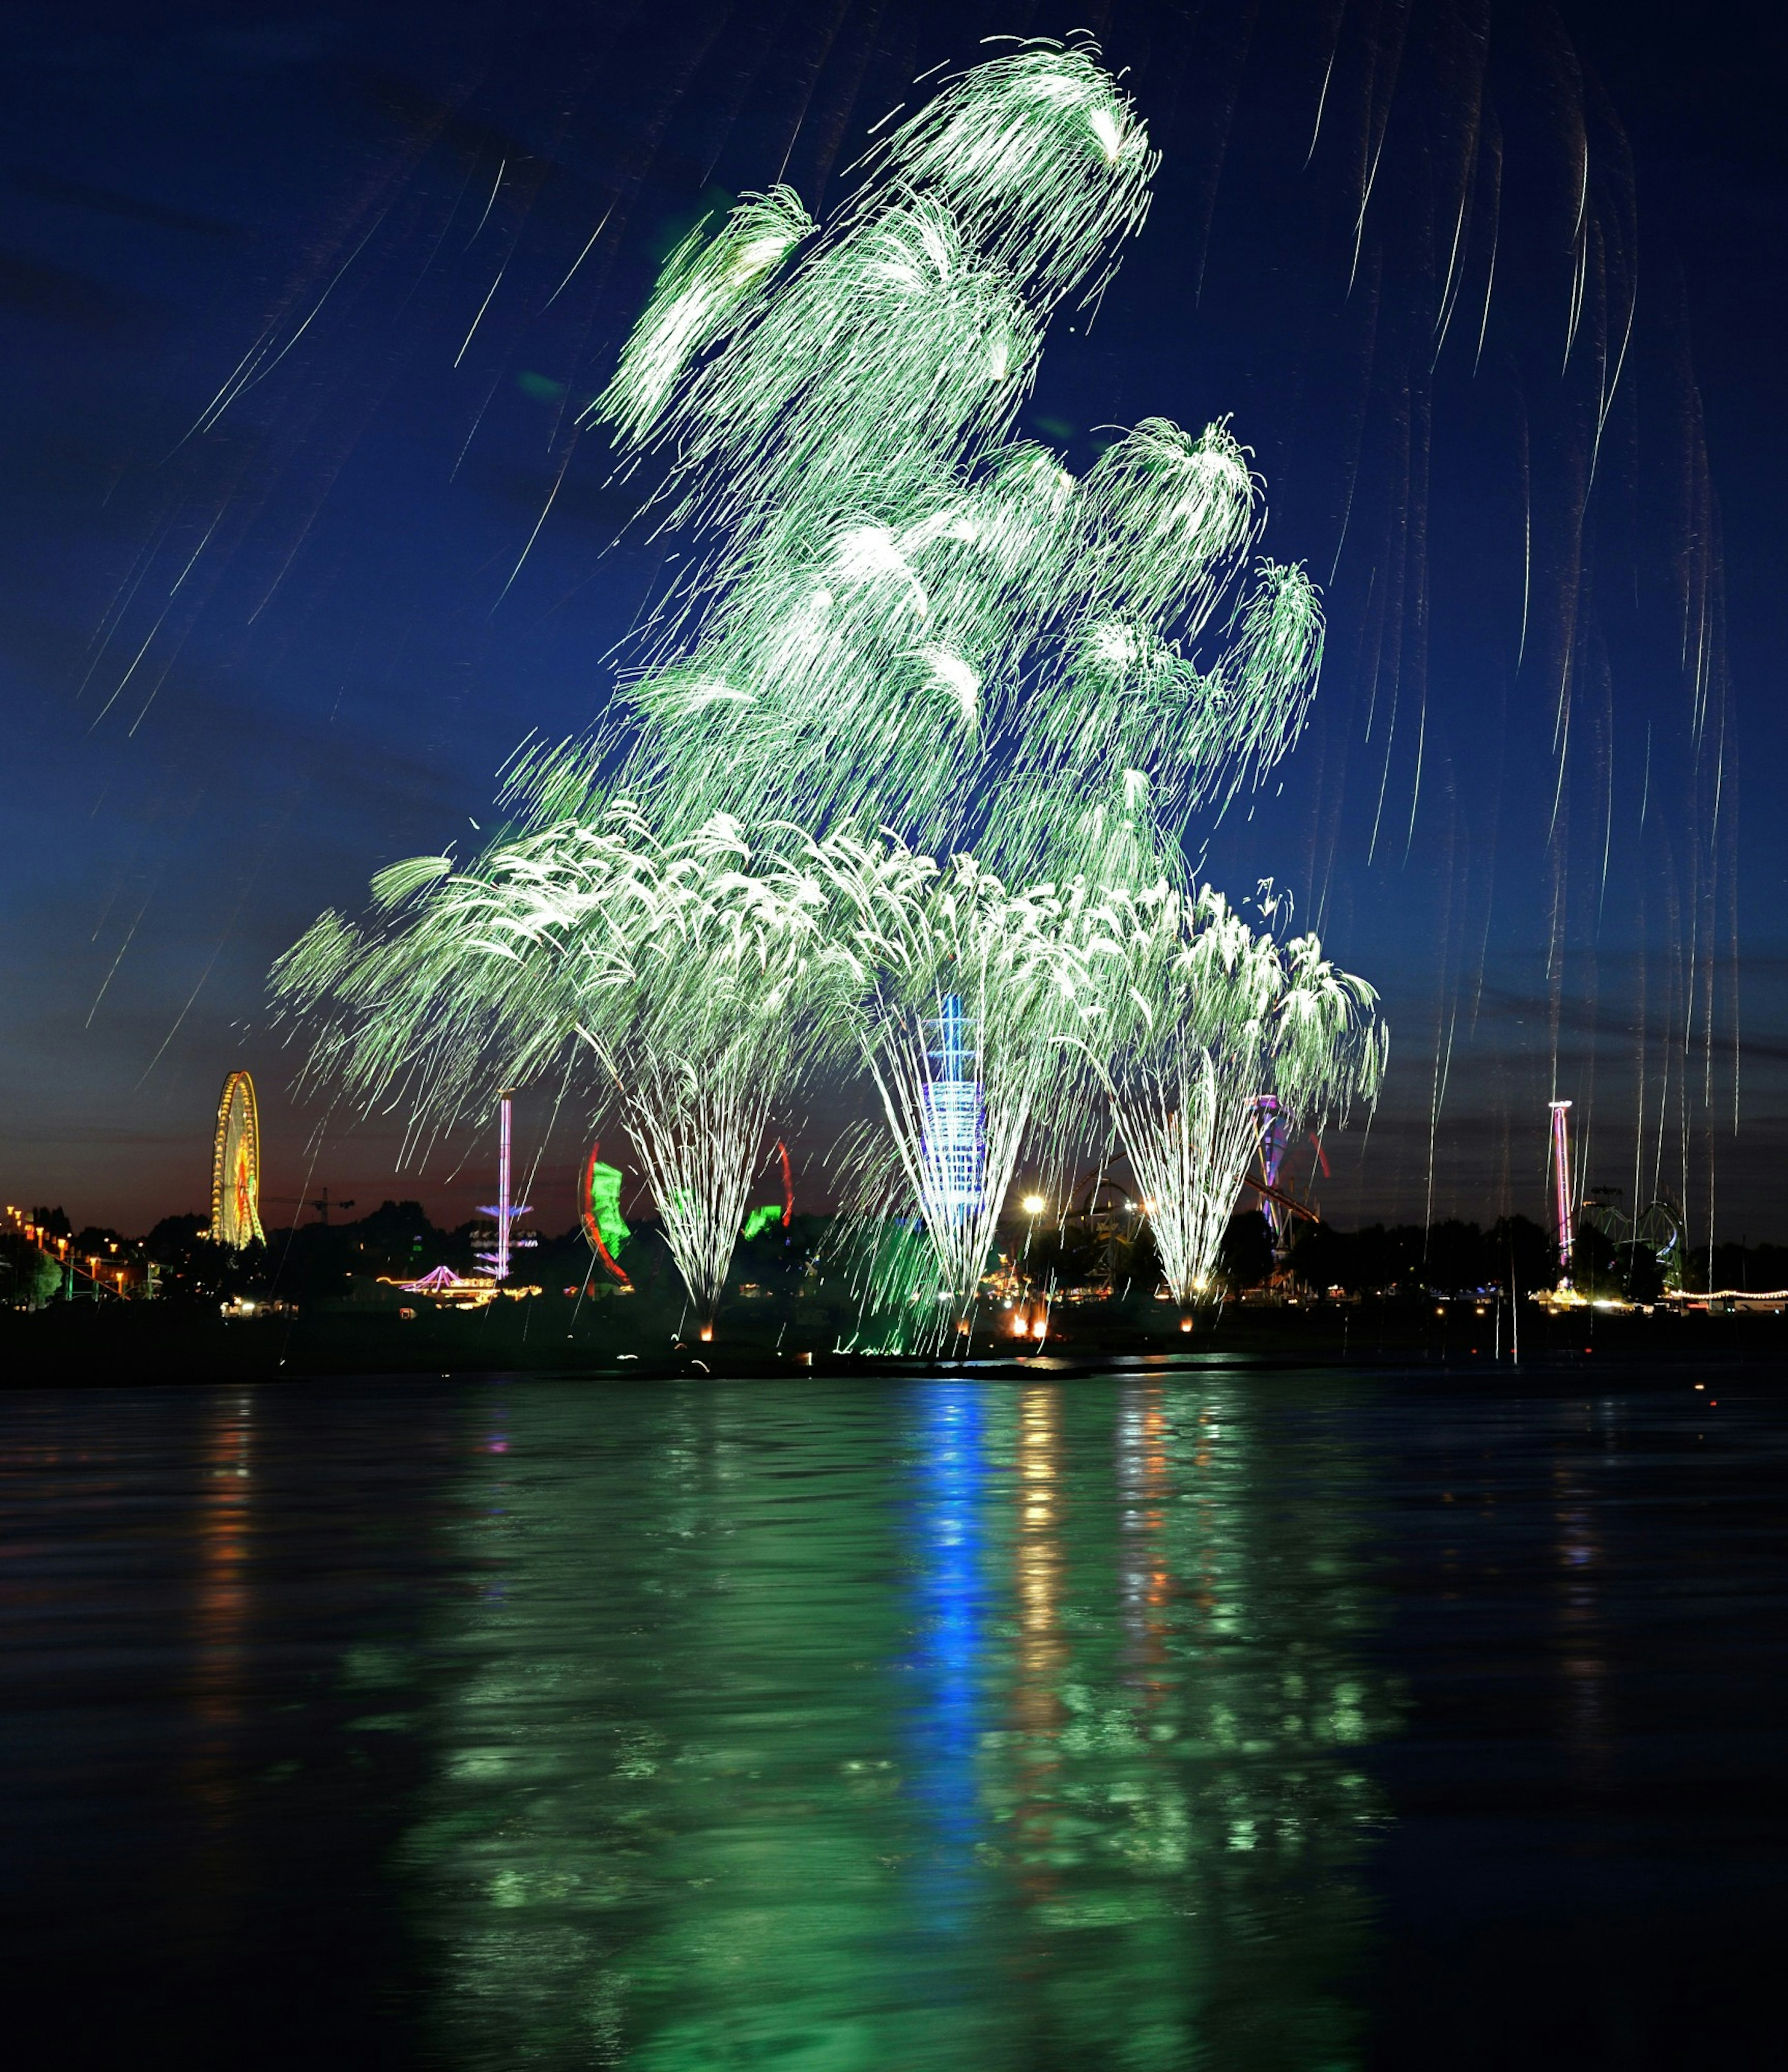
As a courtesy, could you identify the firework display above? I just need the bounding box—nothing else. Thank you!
[275,41,1385,1337]
[1066,887,1384,1314]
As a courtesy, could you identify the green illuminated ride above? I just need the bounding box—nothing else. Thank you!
[581,1144,632,1283]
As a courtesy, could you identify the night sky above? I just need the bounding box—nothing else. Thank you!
[4,0,1782,1240]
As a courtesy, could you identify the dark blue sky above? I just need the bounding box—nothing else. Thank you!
[3,0,1781,1240]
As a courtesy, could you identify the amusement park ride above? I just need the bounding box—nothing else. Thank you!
[580,1140,633,1286]
[209,1070,264,1248]
[1240,1093,1325,1263]
[1547,1096,1686,1300]
[471,1090,536,1281]
[1549,1099,1576,1288]
[1581,1192,1685,1290]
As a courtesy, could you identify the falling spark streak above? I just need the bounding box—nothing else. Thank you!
[86,901,152,1026]
[1473,236,1497,373]
[189,205,393,440]
[1425,1003,1459,1235]
[1403,696,1426,860]
[1590,266,1639,481]
[77,526,180,698]
[139,883,256,1090]
[86,511,225,728]
[449,364,508,481]
[1347,137,1384,296]
[454,258,511,367]
[464,159,507,249]
[127,643,192,737]
[1638,722,1652,830]
[1516,468,1531,671]
[492,440,577,610]
[1432,183,1472,353]
[1305,25,1342,167]
[540,206,614,311]
[88,609,180,732]
[1563,229,1589,375]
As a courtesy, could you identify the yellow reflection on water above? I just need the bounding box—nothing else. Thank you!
[1011,1384,1066,1918]
[173,1392,256,1957]
[191,1393,253,1763]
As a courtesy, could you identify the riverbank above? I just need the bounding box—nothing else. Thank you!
[3,1289,1780,1383]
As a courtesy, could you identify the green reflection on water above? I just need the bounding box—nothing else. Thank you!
[402,1377,1396,2070]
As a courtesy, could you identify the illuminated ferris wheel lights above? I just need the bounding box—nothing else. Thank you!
[210,1069,265,1249]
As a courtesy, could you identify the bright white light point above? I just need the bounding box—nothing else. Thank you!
[924,647,980,722]
[832,525,904,582]
[1091,622,1133,666]
[685,679,754,709]
[1089,108,1124,162]
[832,527,928,615]
[1021,1194,1045,1215]
[728,232,794,280]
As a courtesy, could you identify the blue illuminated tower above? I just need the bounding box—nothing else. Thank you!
[920,994,985,1223]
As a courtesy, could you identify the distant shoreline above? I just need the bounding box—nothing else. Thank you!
[3,1297,1778,1387]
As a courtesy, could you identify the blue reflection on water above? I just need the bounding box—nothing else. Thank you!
[908,1379,989,1915]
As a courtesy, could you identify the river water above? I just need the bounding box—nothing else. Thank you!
[3,1369,1784,2069]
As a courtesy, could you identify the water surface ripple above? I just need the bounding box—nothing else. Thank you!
[2,1372,1783,2069]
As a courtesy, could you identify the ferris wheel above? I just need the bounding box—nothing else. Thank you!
[210,1070,265,1248]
